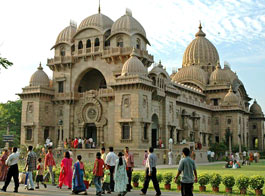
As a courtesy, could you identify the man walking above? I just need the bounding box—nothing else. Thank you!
[24,146,37,190]
[175,148,197,196]
[105,147,118,192]
[124,147,134,192]
[140,147,161,196]
[168,149,173,165]
[44,147,56,186]
[1,147,20,193]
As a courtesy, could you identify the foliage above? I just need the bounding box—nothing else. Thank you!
[132,172,141,183]
[236,175,249,190]
[0,56,13,70]
[209,141,227,154]
[249,175,265,190]
[210,173,222,188]
[163,172,173,184]
[198,173,210,186]
[222,175,235,188]
[174,175,181,185]
[0,100,22,148]
[139,173,145,182]
[157,173,163,184]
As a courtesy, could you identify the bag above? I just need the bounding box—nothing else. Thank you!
[19,172,26,184]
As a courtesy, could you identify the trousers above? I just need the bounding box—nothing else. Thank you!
[181,182,193,196]
[141,167,161,195]
[2,164,19,191]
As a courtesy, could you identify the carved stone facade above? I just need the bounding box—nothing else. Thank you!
[19,8,264,164]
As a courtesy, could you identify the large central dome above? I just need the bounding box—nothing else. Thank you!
[182,24,219,70]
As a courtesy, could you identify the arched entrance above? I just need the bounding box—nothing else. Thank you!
[84,123,97,145]
[253,137,258,149]
[77,69,107,93]
[152,114,159,148]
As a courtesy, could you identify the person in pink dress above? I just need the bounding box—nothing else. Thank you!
[58,151,73,189]
[0,150,9,181]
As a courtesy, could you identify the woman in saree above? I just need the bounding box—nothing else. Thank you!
[72,155,87,195]
[114,152,128,196]
[58,151,73,189]
[0,149,9,181]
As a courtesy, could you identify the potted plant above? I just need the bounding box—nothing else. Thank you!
[132,173,141,187]
[139,173,145,184]
[236,175,249,195]
[222,175,235,193]
[157,173,163,184]
[198,173,210,192]
[210,173,222,192]
[174,176,181,190]
[250,175,265,196]
[163,173,173,190]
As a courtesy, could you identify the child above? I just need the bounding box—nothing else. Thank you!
[36,158,47,189]
[102,168,111,194]
[93,152,105,196]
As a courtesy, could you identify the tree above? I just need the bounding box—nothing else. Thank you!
[0,100,22,148]
[0,56,13,69]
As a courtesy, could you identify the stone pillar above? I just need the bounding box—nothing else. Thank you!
[57,124,64,150]
[206,134,209,147]
[238,134,242,153]
[96,126,101,147]
[229,135,232,153]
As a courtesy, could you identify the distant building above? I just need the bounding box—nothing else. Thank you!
[18,8,264,163]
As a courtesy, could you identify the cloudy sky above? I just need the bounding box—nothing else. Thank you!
[0,0,265,110]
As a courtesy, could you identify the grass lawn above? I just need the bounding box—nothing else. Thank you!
[133,161,265,195]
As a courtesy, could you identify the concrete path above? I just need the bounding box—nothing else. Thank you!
[0,183,218,196]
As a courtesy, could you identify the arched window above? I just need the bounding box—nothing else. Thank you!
[117,37,123,47]
[136,38,141,49]
[78,41,83,49]
[86,39,91,48]
[60,47,65,56]
[71,44,75,52]
[95,38,100,47]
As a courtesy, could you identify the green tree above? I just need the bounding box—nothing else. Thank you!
[0,100,22,148]
[0,56,13,69]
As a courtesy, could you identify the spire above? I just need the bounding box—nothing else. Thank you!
[98,0,101,13]
[158,60,163,68]
[195,22,206,37]
[216,60,221,69]
[38,62,43,70]
[229,85,233,93]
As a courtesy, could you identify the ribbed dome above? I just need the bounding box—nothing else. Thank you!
[30,63,50,87]
[111,10,146,38]
[223,86,239,104]
[121,49,147,76]
[250,100,263,115]
[172,66,208,86]
[182,24,219,67]
[149,61,170,80]
[223,65,237,83]
[55,22,76,46]
[209,62,230,85]
[77,13,113,33]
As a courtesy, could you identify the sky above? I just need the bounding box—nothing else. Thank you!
[0,0,265,111]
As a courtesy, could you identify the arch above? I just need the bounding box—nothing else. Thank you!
[136,38,141,49]
[75,68,107,93]
[151,114,159,148]
[78,41,83,49]
[116,36,123,47]
[86,39,91,48]
[95,38,100,47]
[60,47,65,56]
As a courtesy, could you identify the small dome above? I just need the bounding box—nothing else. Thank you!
[53,22,77,48]
[209,62,230,85]
[223,86,239,105]
[172,66,208,87]
[110,9,149,44]
[182,24,219,67]
[30,63,50,87]
[121,49,147,76]
[77,12,113,34]
[223,65,238,83]
[250,100,263,115]
[149,61,170,80]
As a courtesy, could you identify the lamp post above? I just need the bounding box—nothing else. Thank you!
[5,122,10,149]
[57,119,63,150]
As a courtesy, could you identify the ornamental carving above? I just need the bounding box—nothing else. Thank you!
[121,94,131,119]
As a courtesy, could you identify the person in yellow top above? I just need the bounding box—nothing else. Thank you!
[36,158,47,189]
[102,168,111,194]
[101,147,106,161]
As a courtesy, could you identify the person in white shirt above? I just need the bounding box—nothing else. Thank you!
[207,150,211,162]
[168,138,173,151]
[243,151,247,161]
[105,147,118,192]
[1,147,20,193]
[168,149,173,165]
[210,151,215,162]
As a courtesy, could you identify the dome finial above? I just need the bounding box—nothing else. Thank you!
[216,60,221,69]
[38,62,43,70]
[229,85,233,92]
[158,60,163,68]
[98,0,101,13]
[195,22,206,37]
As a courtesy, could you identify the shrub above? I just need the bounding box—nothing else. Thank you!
[249,175,265,190]
[222,175,235,188]
[174,175,181,185]
[132,173,141,183]
[139,173,145,183]
[157,173,163,184]
[163,173,173,184]
[210,173,222,188]
[236,175,249,190]
[198,173,210,186]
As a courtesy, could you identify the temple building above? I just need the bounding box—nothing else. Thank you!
[19,8,264,163]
